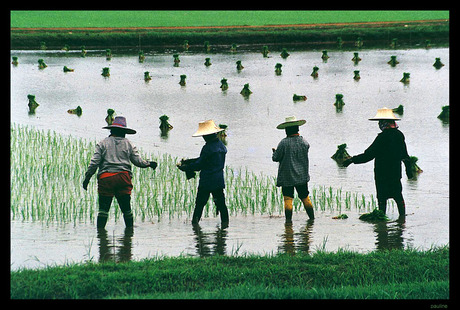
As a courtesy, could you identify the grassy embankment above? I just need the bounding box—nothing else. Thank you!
[10,11,449,50]
[11,245,449,299]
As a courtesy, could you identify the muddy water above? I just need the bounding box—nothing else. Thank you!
[10,47,449,269]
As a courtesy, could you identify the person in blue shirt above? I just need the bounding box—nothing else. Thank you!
[178,120,229,226]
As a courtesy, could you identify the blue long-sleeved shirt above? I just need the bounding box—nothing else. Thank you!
[185,138,227,190]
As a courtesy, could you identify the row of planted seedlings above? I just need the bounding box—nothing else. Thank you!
[14,39,448,118]
[11,124,381,225]
[19,49,449,120]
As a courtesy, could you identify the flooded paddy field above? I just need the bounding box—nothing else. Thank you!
[10,47,449,270]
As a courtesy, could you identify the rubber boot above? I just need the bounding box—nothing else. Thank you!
[301,196,315,220]
[396,199,406,221]
[97,195,112,229]
[283,196,294,223]
[117,195,134,228]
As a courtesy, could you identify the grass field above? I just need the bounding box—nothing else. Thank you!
[10,246,449,299]
[11,10,449,28]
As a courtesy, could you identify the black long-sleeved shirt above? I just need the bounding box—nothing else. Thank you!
[352,128,410,181]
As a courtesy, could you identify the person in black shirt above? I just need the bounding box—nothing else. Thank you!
[343,108,413,220]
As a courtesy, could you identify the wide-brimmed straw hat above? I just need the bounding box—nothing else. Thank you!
[102,116,137,134]
[192,119,224,137]
[276,116,306,129]
[368,107,401,121]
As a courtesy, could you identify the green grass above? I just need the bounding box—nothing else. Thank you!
[10,246,449,299]
[11,11,449,28]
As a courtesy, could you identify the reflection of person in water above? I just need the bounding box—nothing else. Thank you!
[97,227,134,263]
[192,224,227,257]
[374,220,405,250]
[278,219,314,255]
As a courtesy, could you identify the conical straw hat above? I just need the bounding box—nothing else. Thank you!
[192,119,224,137]
[276,116,306,129]
[368,107,401,121]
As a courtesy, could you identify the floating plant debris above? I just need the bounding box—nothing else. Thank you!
[220,78,228,91]
[293,94,307,101]
[67,106,82,116]
[106,49,112,60]
[240,83,252,97]
[388,55,399,67]
[392,105,404,115]
[236,60,244,71]
[400,72,410,84]
[262,46,269,58]
[433,58,445,69]
[179,74,186,86]
[352,52,361,64]
[353,70,361,80]
[138,50,145,63]
[280,48,290,59]
[101,67,110,77]
[311,66,319,78]
[105,109,116,125]
[275,63,282,75]
[173,54,180,67]
[27,94,39,114]
[437,106,449,124]
[332,214,348,219]
[63,66,74,72]
[38,59,47,69]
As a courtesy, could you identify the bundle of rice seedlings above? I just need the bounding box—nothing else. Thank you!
[359,209,388,222]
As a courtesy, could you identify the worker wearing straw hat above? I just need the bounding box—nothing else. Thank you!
[83,116,157,229]
[272,116,314,222]
[343,108,413,219]
[177,120,229,226]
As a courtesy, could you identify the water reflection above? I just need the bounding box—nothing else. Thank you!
[278,219,314,255]
[373,219,405,250]
[192,223,228,257]
[97,227,134,263]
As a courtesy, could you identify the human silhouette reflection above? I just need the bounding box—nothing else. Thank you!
[278,219,314,255]
[97,227,134,263]
[192,223,228,257]
[373,218,405,250]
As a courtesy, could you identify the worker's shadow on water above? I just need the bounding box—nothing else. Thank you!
[97,227,134,263]
[192,223,228,257]
[278,219,315,255]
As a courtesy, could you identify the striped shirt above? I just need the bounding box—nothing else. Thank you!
[272,135,310,187]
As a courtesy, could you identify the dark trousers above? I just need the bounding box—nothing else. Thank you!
[375,178,405,218]
[282,183,309,199]
[192,188,229,224]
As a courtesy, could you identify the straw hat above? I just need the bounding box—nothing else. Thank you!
[276,116,306,129]
[192,119,225,137]
[368,107,401,121]
[102,116,137,134]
